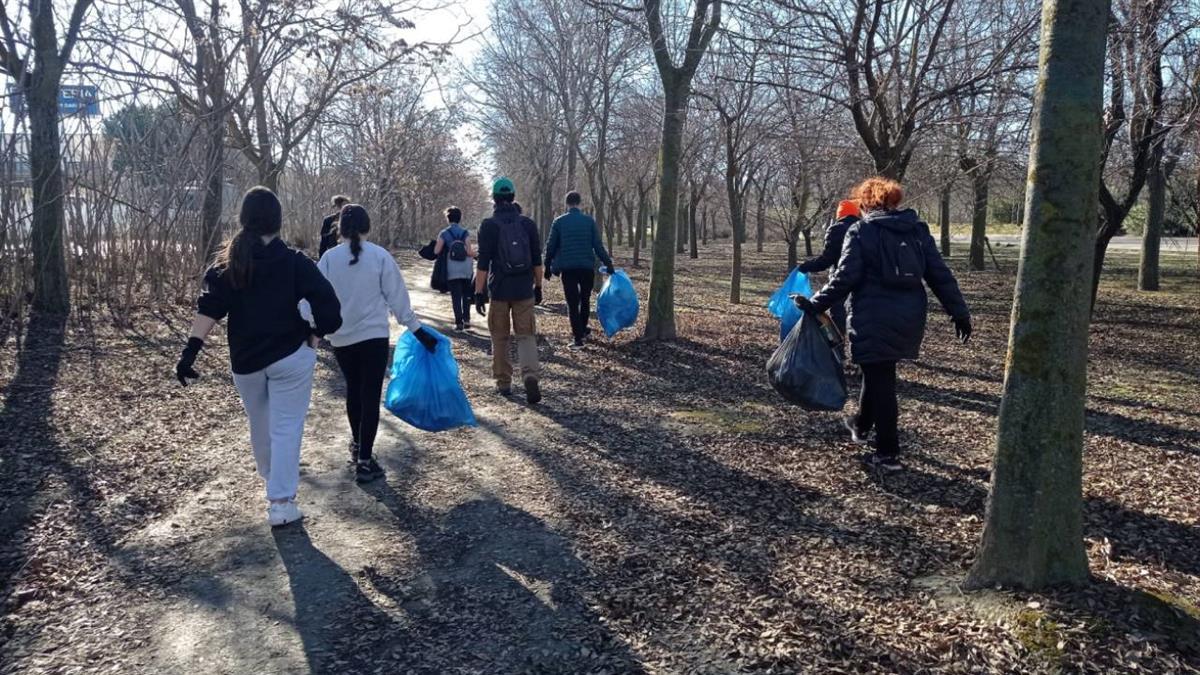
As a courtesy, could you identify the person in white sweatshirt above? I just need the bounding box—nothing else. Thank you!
[313,204,438,483]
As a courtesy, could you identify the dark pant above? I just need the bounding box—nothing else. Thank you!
[333,338,390,461]
[856,361,899,456]
[448,279,473,326]
[560,268,595,340]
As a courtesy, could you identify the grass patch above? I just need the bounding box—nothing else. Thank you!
[1013,608,1066,667]
[666,404,774,435]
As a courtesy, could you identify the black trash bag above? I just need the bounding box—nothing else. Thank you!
[418,239,438,261]
[766,312,848,411]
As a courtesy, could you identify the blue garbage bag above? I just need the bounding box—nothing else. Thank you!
[385,327,476,432]
[596,269,639,337]
[767,269,812,341]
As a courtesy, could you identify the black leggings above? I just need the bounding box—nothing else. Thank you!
[333,338,390,460]
[560,269,595,340]
[448,279,473,326]
[856,361,899,456]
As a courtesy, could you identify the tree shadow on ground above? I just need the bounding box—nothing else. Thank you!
[902,379,1200,455]
[359,478,646,673]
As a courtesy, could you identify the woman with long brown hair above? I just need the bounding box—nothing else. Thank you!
[175,186,342,527]
[795,177,972,471]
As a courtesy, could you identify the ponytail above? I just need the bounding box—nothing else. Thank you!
[338,204,371,266]
[216,229,256,290]
[219,186,283,289]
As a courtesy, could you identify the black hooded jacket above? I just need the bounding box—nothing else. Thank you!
[198,237,342,374]
[798,215,858,274]
[810,209,969,364]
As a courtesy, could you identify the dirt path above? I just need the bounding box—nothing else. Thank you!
[113,264,638,674]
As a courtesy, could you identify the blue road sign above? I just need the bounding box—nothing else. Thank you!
[6,84,101,117]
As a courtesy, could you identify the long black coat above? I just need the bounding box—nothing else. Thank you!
[810,209,969,364]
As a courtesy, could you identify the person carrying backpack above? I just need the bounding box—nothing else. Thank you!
[175,186,342,527]
[544,191,614,349]
[319,194,350,258]
[797,199,861,336]
[433,206,476,331]
[794,177,972,472]
[474,177,544,404]
[310,204,439,483]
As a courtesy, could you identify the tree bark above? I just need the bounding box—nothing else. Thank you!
[28,76,71,313]
[965,0,1107,591]
[786,236,798,270]
[1138,146,1164,291]
[939,186,952,257]
[645,80,686,340]
[969,168,990,271]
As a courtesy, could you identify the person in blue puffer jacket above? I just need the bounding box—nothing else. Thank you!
[795,177,972,473]
[544,191,615,349]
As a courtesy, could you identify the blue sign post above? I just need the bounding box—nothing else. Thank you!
[6,84,101,117]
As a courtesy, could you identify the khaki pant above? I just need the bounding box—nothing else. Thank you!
[488,298,540,388]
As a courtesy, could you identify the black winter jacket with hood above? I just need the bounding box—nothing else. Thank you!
[809,209,969,364]
[798,215,858,274]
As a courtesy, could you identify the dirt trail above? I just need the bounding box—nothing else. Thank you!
[114,263,635,674]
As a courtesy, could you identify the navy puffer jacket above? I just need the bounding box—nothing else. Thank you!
[810,209,969,364]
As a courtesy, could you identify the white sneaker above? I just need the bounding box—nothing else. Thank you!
[267,500,303,528]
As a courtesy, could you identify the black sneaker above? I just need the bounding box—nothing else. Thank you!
[355,458,385,483]
[497,385,513,397]
[455,322,465,332]
[568,338,584,350]
[861,451,903,473]
[347,440,360,466]
[525,378,542,405]
[842,416,870,445]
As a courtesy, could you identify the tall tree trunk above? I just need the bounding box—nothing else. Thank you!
[803,228,813,256]
[645,80,686,340]
[675,192,687,254]
[728,190,745,304]
[1138,146,1164,291]
[28,77,71,313]
[634,190,646,267]
[786,235,798,270]
[755,193,765,253]
[969,169,990,271]
[939,186,952,257]
[965,0,1108,591]
[688,194,699,259]
[701,205,708,245]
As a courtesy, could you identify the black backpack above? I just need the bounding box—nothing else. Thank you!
[494,215,532,275]
[447,229,468,262]
[876,224,926,289]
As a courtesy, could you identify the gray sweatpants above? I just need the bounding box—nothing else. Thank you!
[232,344,317,501]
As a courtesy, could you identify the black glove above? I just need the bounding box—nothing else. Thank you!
[413,327,439,353]
[791,294,819,316]
[474,292,488,317]
[534,285,543,306]
[954,316,973,344]
[544,263,555,279]
[176,337,203,386]
[796,263,811,275]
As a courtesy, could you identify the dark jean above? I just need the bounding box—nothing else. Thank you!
[333,338,390,460]
[856,361,899,456]
[560,268,595,340]
[448,278,473,326]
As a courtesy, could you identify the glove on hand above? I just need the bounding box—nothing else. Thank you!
[413,327,439,353]
[176,337,203,386]
[474,292,489,317]
[954,316,973,345]
[534,286,544,306]
[791,294,819,316]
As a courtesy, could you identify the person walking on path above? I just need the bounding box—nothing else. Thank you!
[794,178,972,472]
[175,186,343,527]
[310,204,439,483]
[544,191,614,349]
[797,199,861,336]
[319,194,350,258]
[433,206,476,332]
[474,177,544,404]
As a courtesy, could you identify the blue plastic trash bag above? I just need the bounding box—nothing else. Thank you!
[767,269,812,341]
[596,269,639,337]
[385,327,476,432]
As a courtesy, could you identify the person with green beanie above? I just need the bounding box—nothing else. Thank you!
[473,177,545,403]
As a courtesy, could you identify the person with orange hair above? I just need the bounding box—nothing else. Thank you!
[797,199,862,337]
[794,177,971,472]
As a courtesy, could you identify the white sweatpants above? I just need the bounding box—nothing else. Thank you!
[232,344,317,501]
